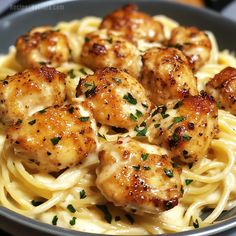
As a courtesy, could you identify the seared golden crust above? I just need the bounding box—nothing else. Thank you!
[141,47,198,105]
[147,92,218,163]
[0,66,66,126]
[7,104,97,173]
[96,137,182,214]
[80,30,142,78]
[16,27,70,68]
[77,67,152,129]
[206,67,236,115]
[169,26,212,71]
[100,4,165,43]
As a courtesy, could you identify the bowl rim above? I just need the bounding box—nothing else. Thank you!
[0,0,236,235]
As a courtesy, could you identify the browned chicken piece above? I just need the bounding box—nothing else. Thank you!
[147,92,218,163]
[141,47,198,105]
[96,137,182,214]
[206,66,236,115]
[0,66,66,126]
[99,4,165,43]
[77,67,152,129]
[15,27,71,68]
[168,26,212,71]
[7,104,97,173]
[80,30,142,78]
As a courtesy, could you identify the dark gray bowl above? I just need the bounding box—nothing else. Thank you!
[0,0,236,235]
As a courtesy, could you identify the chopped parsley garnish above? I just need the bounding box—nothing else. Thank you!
[107,37,113,43]
[28,119,36,125]
[85,81,96,98]
[164,168,174,178]
[67,204,76,213]
[141,153,149,161]
[185,179,193,185]
[69,217,76,226]
[68,69,76,79]
[151,105,168,118]
[79,189,87,199]
[168,116,185,129]
[141,103,148,109]
[193,219,199,228]
[39,108,46,114]
[183,133,192,141]
[217,101,221,108]
[123,93,137,105]
[79,68,87,75]
[68,106,74,114]
[154,123,160,128]
[172,133,179,142]
[79,116,89,122]
[144,166,151,170]
[84,82,93,88]
[125,214,135,224]
[96,205,112,224]
[173,100,183,109]
[135,109,142,118]
[130,113,137,121]
[112,77,121,84]
[31,199,44,206]
[140,121,146,127]
[52,215,58,225]
[84,37,90,42]
[50,136,61,145]
[188,162,193,169]
[98,133,107,140]
[134,125,147,137]
[132,165,140,171]
[39,61,46,65]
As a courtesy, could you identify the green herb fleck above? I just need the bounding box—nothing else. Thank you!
[134,125,147,137]
[141,153,149,161]
[79,68,87,75]
[98,133,107,140]
[68,69,76,79]
[50,136,61,145]
[39,108,46,114]
[140,121,146,127]
[135,109,142,118]
[107,37,113,43]
[85,81,96,98]
[69,217,76,226]
[132,165,140,171]
[84,37,90,43]
[79,116,89,122]
[154,123,160,128]
[183,133,192,141]
[68,106,74,114]
[144,166,151,170]
[141,103,148,109]
[161,113,170,119]
[67,204,76,213]
[125,214,135,224]
[193,219,199,228]
[96,205,112,224]
[112,77,121,84]
[28,119,36,125]
[84,82,93,88]
[52,215,58,225]
[185,179,193,185]
[173,100,183,109]
[217,101,221,108]
[164,168,174,178]
[39,61,46,65]
[31,199,44,206]
[79,189,87,199]
[168,116,185,129]
[130,113,137,121]
[123,93,137,105]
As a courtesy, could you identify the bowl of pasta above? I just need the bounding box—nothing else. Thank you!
[0,0,236,235]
